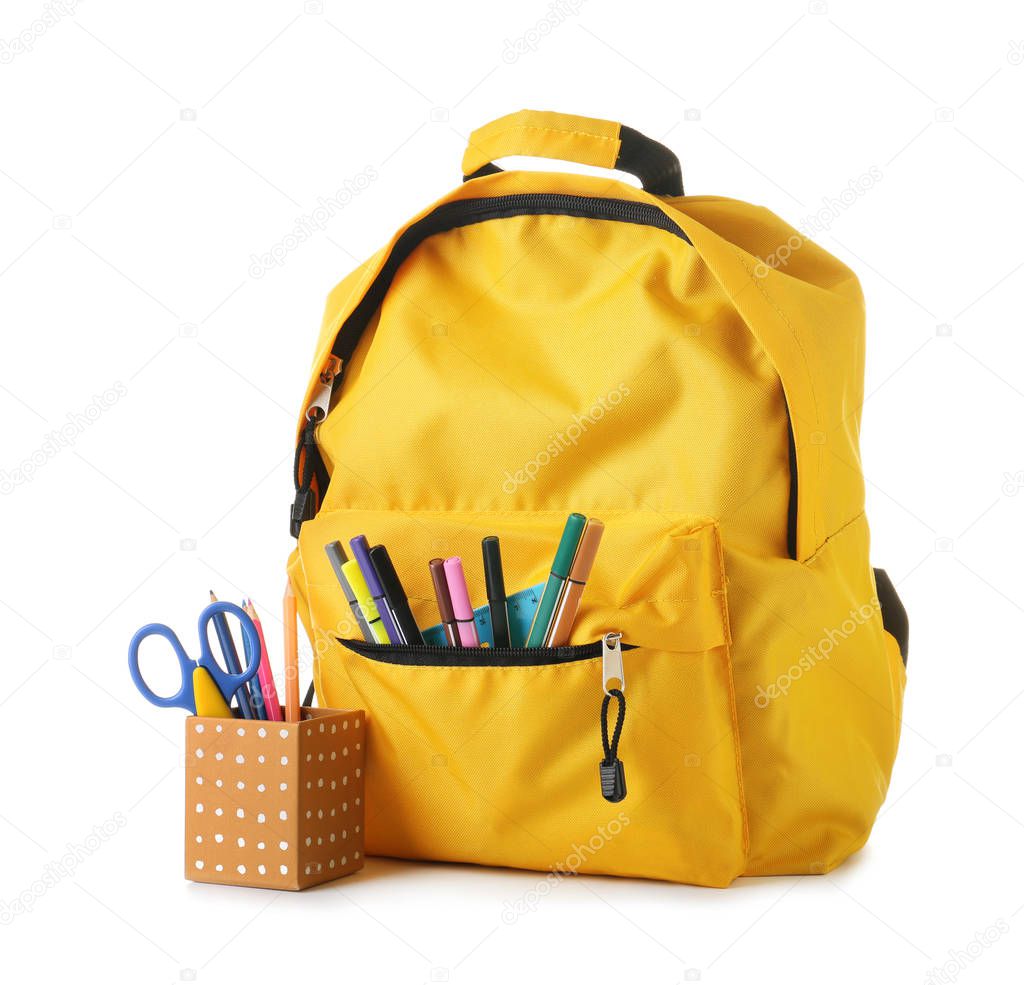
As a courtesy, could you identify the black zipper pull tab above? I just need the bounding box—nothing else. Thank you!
[599,632,627,803]
[290,356,342,538]
[290,417,319,538]
[599,749,626,803]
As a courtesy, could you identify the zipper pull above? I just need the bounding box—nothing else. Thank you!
[599,631,627,803]
[602,631,624,694]
[306,355,342,422]
[291,355,341,538]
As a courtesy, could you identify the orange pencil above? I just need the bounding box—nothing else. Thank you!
[283,581,300,722]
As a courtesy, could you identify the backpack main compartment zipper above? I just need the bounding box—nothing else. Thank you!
[291,192,799,559]
[327,194,693,371]
[292,194,692,533]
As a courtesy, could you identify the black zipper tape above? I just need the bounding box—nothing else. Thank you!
[337,637,636,668]
[330,194,692,367]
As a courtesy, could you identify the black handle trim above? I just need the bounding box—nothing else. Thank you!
[465,125,684,197]
[615,125,684,196]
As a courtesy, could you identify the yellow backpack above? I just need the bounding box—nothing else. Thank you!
[286,110,908,886]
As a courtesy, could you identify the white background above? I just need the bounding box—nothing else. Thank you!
[1,1,1022,982]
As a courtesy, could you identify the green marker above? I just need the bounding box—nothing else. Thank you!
[526,513,588,647]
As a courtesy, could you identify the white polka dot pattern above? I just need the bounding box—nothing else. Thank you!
[185,707,365,890]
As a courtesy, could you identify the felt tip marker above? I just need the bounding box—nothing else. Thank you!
[369,544,424,646]
[546,519,604,646]
[350,534,399,643]
[341,559,391,645]
[482,536,510,649]
[325,541,375,643]
[443,557,479,647]
[525,513,587,648]
[429,558,461,647]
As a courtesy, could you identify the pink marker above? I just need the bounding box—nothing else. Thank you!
[443,557,479,647]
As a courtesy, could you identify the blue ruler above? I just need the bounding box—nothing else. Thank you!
[422,583,545,648]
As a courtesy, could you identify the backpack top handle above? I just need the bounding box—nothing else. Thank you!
[461,109,684,197]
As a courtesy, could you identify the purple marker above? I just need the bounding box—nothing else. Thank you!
[350,535,402,643]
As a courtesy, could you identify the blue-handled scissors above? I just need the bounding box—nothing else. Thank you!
[128,601,261,716]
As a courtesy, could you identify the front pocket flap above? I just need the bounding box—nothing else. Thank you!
[299,509,730,654]
[598,516,730,652]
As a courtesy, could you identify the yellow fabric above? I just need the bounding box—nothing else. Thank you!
[287,142,905,885]
[461,109,621,177]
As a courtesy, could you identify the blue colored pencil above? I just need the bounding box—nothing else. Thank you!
[209,590,255,719]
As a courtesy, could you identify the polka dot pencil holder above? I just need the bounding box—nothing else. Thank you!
[184,707,365,890]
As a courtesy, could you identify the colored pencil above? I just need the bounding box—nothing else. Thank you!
[283,581,300,722]
[209,590,255,718]
[245,600,283,722]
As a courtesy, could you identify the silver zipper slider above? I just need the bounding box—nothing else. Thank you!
[306,355,342,422]
[602,631,624,695]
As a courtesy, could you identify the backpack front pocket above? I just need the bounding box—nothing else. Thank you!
[292,509,748,886]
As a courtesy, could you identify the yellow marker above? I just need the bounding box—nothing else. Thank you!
[192,666,232,718]
[342,559,391,644]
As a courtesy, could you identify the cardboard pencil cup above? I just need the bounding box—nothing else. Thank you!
[184,707,365,890]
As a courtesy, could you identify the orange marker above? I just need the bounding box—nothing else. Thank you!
[283,581,300,722]
[547,519,604,647]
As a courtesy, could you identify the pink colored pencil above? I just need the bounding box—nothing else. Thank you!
[443,557,479,647]
[246,600,283,721]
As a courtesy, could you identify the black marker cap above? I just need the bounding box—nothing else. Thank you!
[369,544,424,645]
[482,536,506,601]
